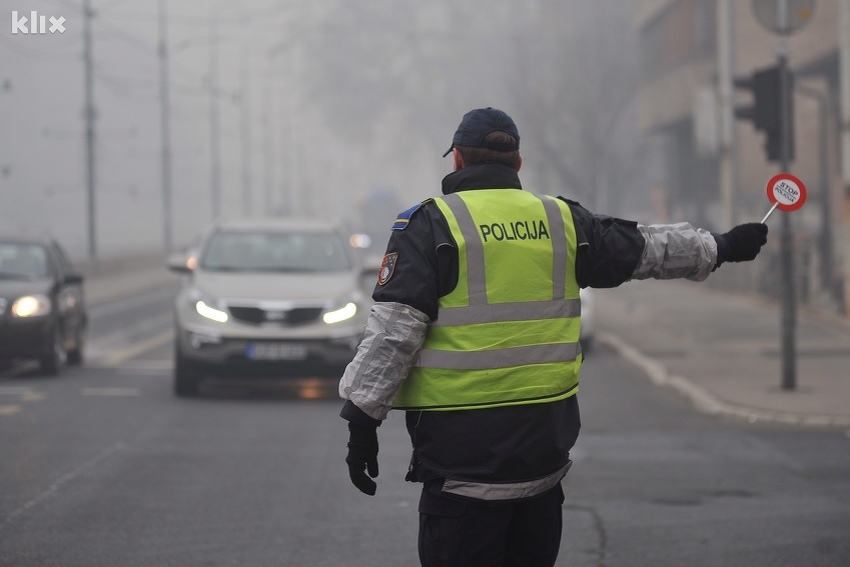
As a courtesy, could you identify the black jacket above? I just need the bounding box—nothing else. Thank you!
[343,163,647,484]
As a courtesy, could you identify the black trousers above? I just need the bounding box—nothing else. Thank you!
[418,481,565,567]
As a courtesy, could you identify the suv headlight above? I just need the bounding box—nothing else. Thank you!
[323,302,357,324]
[196,300,228,323]
[323,292,363,325]
[12,294,51,317]
[188,289,228,323]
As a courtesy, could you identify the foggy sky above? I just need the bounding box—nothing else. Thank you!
[1,0,643,261]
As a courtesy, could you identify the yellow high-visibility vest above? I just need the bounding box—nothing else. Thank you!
[393,189,583,411]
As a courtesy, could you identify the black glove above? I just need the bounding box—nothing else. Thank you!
[716,223,768,265]
[345,422,379,496]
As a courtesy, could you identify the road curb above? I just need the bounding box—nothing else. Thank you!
[598,331,850,429]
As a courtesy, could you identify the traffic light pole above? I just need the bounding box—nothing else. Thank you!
[734,0,803,392]
[83,0,97,264]
[778,42,797,391]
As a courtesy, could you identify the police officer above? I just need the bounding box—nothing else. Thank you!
[339,107,767,567]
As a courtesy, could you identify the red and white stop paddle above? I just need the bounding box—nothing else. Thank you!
[761,173,807,223]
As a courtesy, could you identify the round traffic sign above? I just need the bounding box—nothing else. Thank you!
[766,173,807,211]
[752,0,815,36]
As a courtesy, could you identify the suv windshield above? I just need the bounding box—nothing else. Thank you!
[200,230,352,273]
[0,243,50,279]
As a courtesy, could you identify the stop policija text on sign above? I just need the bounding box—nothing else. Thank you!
[774,180,799,203]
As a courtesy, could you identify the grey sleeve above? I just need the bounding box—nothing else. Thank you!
[338,301,430,421]
[630,223,719,282]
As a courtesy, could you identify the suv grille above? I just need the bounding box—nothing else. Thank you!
[228,306,323,326]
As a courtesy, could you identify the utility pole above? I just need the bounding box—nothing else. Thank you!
[717,0,737,229]
[209,15,221,222]
[82,0,97,263]
[840,0,850,316]
[286,47,298,217]
[293,46,309,216]
[158,0,174,251]
[777,12,797,391]
[739,0,810,390]
[240,48,252,217]
[263,60,274,214]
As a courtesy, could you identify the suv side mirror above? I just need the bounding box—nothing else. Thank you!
[166,250,197,274]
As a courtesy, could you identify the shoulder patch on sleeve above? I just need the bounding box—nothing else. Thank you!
[377,252,398,285]
[391,199,431,231]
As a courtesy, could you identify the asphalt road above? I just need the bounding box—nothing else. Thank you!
[1,284,848,566]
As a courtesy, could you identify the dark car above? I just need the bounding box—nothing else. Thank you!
[0,237,87,375]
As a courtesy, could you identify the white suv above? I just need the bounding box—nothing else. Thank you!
[167,218,371,397]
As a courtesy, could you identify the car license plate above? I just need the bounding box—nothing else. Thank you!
[246,342,308,361]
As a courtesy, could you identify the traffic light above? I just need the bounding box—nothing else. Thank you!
[734,65,794,163]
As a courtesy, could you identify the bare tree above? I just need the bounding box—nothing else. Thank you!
[509,1,644,215]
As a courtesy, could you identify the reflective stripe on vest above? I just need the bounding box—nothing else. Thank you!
[393,190,582,411]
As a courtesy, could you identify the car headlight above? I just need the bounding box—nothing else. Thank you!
[188,289,228,323]
[196,300,228,323]
[324,289,366,325]
[323,302,358,324]
[12,294,51,317]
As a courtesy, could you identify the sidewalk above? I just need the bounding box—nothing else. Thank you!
[595,279,850,428]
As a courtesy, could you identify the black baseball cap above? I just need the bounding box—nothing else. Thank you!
[441,107,520,157]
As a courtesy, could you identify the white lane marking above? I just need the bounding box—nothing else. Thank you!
[81,387,141,397]
[92,328,174,367]
[0,442,125,533]
[0,405,21,416]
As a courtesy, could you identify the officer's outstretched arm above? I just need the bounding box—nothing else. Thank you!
[631,223,718,281]
[631,222,767,282]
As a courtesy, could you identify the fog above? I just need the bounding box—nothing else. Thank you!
[1,0,645,261]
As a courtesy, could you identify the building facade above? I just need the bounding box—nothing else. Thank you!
[635,0,849,316]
